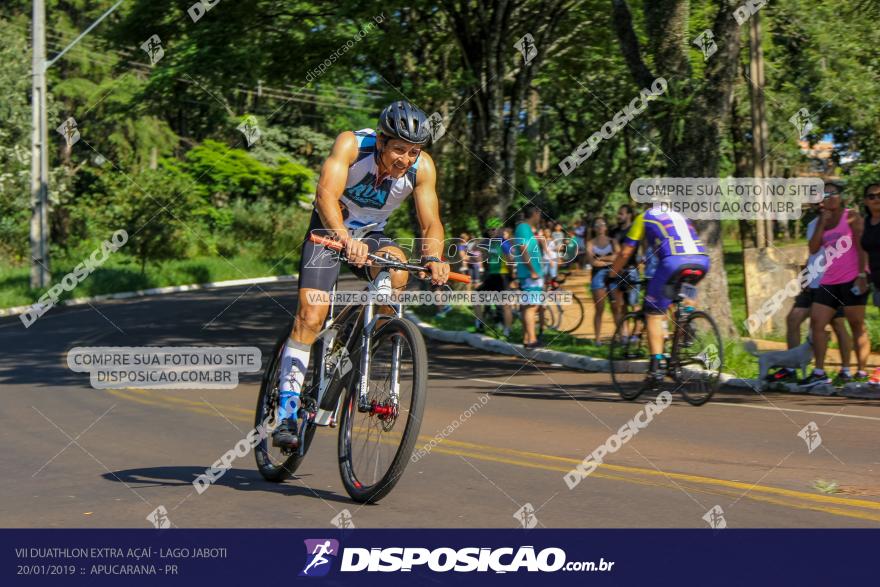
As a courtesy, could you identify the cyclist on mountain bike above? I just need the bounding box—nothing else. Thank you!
[273,100,450,449]
[609,205,710,385]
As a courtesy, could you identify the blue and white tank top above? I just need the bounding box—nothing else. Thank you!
[338,129,419,230]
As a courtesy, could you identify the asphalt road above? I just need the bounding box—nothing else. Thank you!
[1,278,879,529]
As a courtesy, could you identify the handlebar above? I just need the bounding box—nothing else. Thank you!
[309,234,471,284]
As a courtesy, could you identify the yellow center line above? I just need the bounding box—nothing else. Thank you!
[105,387,880,523]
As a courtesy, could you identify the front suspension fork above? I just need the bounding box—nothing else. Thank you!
[356,291,403,414]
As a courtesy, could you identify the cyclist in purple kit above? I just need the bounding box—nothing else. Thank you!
[610,206,710,386]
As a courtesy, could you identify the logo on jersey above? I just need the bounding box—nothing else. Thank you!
[344,173,391,209]
[300,539,339,577]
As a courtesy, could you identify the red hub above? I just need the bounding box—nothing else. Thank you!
[369,401,396,420]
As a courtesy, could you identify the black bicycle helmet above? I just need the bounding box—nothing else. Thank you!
[377,100,431,145]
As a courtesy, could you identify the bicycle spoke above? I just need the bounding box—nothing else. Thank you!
[610,312,651,401]
[674,311,723,406]
[347,331,414,485]
[339,319,427,503]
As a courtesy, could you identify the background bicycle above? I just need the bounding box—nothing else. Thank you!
[609,271,724,406]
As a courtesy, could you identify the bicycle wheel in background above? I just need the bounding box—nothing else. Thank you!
[557,293,586,333]
[338,318,427,503]
[673,310,723,406]
[254,328,317,482]
[542,301,561,331]
[609,312,650,400]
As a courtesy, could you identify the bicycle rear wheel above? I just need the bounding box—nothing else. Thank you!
[338,317,427,503]
[673,310,723,406]
[254,327,317,482]
[609,312,650,400]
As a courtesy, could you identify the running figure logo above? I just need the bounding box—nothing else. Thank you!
[331,509,356,529]
[514,33,537,64]
[145,505,171,529]
[427,112,446,142]
[789,108,815,139]
[692,30,718,61]
[797,421,822,454]
[299,539,339,577]
[702,505,727,529]
[56,117,80,148]
[140,34,164,65]
[237,115,261,147]
[514,503,538,529]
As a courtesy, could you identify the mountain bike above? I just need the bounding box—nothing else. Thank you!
[254,234,469,502]
[608,267,723,406]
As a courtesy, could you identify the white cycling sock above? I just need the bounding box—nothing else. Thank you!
[278,338,310,420]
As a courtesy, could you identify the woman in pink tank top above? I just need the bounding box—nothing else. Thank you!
[801,183,870,388]
[819,208,859,285]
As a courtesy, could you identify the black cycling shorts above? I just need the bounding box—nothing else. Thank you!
[794,288,843,317]
[812,279,868,310]
[297,211,399,292]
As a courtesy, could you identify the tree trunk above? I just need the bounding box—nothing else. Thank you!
[443,0,571,220]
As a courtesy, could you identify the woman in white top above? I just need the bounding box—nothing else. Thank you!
[587,218,619,345]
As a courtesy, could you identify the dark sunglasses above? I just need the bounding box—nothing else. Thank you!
[866,192,880,201]
[823,191,841,198]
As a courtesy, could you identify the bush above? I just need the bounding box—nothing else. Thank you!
[228,199,311,272]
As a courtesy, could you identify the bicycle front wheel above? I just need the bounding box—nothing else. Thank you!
[609,311,650,400]
[338,317,427,503]
[673,310,723,406]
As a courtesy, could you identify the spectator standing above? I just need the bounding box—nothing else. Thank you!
[474,219,514,337]
[514,206,544,348]
[587,218,619,345]
[573,219,587,270]
[542,227,559,281]
[609,204,640,327]
[764,204,853,386]
[860,182,880,384]
[801,182,870,387]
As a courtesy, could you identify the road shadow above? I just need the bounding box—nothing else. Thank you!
[103,466,353,503]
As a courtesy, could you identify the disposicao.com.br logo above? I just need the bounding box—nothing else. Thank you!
[300,539,340,577]
[300,541,614,575]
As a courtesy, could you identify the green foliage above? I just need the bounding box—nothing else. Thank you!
[4,0,880,310]
[227,198,310,270]
[182,139,315,205]
[848,163,880,200]
[76,166,205,274]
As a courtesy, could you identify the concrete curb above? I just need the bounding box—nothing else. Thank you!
[405,311,763,390]
[0,274,298,319]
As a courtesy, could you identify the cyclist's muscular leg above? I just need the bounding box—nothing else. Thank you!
[368,245,409,289]
[292,288,331,345]
[645,313,666,356]
[369,246,410,315]
[272,288,330,448]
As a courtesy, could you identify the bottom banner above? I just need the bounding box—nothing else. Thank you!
[1,529,875,585]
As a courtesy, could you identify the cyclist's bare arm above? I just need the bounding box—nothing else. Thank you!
[412,152,450,285]
[293,132,361,345]
[610,243,636,276]
[314,131,368,266]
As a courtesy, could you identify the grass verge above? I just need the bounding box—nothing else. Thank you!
[0,252,298,309]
